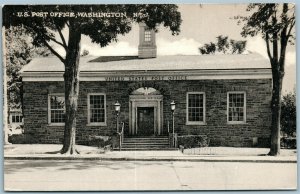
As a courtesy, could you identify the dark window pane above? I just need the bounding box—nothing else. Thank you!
[228,93,245,122]
[188,93,204,122]
[89,95,105,123]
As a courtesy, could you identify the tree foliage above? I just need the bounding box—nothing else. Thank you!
[230,39,247,54]
[80,49,89,57]
[236,3,295,156]
[216,35,230,53]
[5,26,51,110]
[237,4,295,43]
[281,90,296,137]
[199,42,216,54]
[3,5,181,62]
[199,35,246,55]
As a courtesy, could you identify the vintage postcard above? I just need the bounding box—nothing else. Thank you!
[2,4,297,191]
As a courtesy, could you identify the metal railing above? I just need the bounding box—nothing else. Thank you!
[118,122,124,151]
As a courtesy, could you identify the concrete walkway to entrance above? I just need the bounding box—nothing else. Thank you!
[4,144,297,163]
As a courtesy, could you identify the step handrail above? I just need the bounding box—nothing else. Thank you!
[118,122,125,151]
[121,122,124,143]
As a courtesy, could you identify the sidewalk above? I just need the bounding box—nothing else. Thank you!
[4,144,297,163]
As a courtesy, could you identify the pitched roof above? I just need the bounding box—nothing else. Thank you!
[21,53,270,73]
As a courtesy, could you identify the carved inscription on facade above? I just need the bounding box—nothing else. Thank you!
[105,75,187,81]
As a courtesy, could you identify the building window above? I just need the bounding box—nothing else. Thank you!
[10,113,23,124]
[227,92,246,124]
[48,94,65,124]
[186,92,205,125]
[88,93,106,125]
[144,30,151,42]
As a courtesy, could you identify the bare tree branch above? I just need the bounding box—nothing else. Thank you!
[47,35,66,49]
[287,20,295,37]
[54,22,68,49]
[265,32,273,61]
[28,24,66,63]
[43,40,65,63]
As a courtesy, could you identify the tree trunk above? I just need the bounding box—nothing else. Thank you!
[269,63,283,156]
[60,22,81,155]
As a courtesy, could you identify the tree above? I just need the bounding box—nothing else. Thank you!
[5,27,51,110]
[199,36,246,55]
[237,3,295,156]
[4,26,50,144]
[3,5,182,154]
[281,90,296,137]
[230,39,247,54]
[216,35,230,53]
[199,42,216,54]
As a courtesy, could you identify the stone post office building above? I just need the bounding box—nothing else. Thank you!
[20,24,272,148]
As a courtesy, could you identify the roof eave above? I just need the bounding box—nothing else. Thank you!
[21,68,272,82]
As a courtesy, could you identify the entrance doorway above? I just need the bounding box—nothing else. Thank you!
[129,87,163,136]
[137,107,154,136]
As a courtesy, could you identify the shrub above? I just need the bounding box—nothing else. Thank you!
[281,91,296,137]
[8,134,39,144]
[87,135,112,148]
[177,135,209,148]
[257,137,270,148]
[87,133,121,149]
[281,137,297,149]
[88,138,106,147]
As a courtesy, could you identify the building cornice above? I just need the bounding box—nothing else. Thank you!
[21,69,272,82]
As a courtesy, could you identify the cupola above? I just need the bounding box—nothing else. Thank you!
[138,23,157,58]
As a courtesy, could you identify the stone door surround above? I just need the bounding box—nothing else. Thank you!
[129,95,163,135]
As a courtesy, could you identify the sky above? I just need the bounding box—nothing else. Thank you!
[55,4,296,94]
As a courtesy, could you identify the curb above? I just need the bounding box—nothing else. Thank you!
[4,156,297,163]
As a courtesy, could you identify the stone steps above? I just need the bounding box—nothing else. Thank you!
[118,136,172,151]
[122,142,169,145]
[123,136,168,139]
[119,147,178,151]
[123,140,169,143]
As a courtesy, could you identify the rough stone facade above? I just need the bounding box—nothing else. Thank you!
[23,79,272,147]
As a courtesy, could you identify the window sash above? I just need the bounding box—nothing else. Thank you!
[144,30,151,42]
[11,114,23,123]
[187,93,205,124]
[227,92,246,123]
[49,95,65,124]
[88,94,106,124]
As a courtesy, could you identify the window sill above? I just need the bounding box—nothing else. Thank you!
[186,122,206,126]
[86,123,107,127]
[48,123,65,126]
[227,121,247,125]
